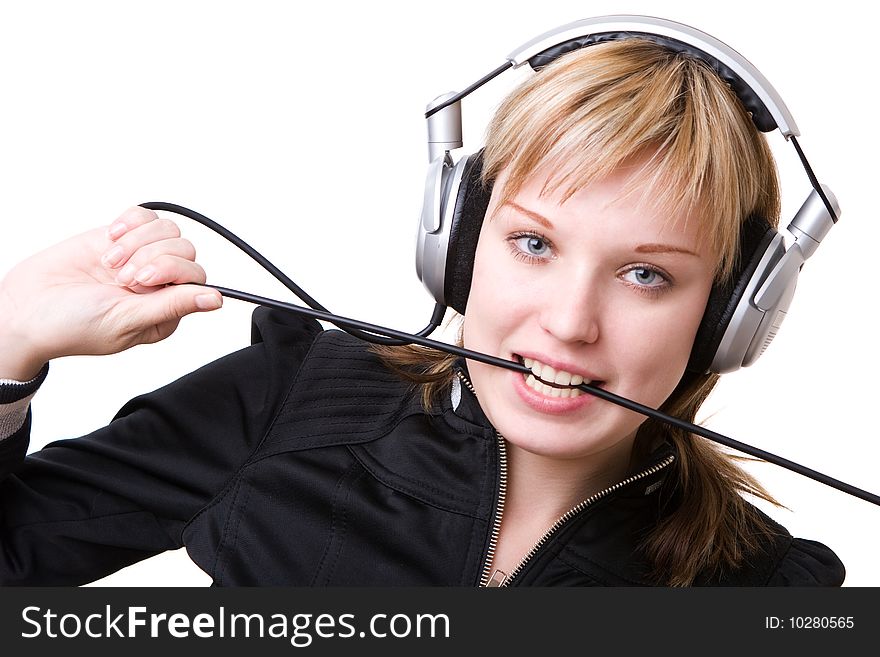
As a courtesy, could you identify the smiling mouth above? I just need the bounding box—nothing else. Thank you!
[514,355,600,399]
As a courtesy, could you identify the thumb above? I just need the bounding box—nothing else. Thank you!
[125,284,224,327]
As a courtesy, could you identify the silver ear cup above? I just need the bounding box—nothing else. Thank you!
[415,154,470,305]
[711,235,789,374]
[710,186,840,374]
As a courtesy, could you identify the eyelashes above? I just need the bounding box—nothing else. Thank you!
[505,231,674,297]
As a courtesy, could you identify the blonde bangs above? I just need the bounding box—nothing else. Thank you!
[481,39,781,281]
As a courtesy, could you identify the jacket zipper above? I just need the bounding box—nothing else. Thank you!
[480,432,508,587]
[457,372,509,587]
[494,453,674,586]
[456,370,674,588]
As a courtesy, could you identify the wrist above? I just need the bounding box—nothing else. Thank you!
[0,288,52,380]
[0,348,48,382]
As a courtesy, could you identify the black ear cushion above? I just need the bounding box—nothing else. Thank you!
[686,214,778,373]
[444,151,493,314]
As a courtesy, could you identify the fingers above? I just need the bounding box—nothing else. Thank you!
[115,244,204,288]
[102,210,182,269]
[100,208,224,341]
[106,206,162,242]
[100,207,205,289]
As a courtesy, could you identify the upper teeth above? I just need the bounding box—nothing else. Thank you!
[523,357,586,387]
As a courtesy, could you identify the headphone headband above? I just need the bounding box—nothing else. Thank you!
[506,15,798,137]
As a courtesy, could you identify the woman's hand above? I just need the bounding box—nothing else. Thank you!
[0,206,223,380]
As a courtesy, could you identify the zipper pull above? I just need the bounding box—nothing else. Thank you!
[486,569,508,587]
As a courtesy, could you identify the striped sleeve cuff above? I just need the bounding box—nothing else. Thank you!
[0,363,49,440]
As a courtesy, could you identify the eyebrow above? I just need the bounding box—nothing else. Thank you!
[504,201,700,257]
[634,243,701,257]
[503,201,555,229]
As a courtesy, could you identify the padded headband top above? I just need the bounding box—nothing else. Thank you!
[529,32,777,133]
[505,15,798,137]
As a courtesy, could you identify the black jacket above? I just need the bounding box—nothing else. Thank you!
[0,308,845,586]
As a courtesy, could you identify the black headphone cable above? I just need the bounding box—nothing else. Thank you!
[140,202,880,509]
[210,282,880,509]
[139,202,447,345]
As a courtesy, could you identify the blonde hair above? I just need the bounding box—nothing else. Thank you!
[482,39,780,279]
[374,38,783,585]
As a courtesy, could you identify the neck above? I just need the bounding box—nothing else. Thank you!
[503,438,635,522]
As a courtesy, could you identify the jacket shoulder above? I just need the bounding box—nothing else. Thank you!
[249,305,323,352]
[765,537,846,586]
[756,505,845,586]
[252,314,425,453]
[704,506,846,586]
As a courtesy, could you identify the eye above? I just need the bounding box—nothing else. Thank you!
[508,232,554,263]
[519,236,550,256]
[625,267,662,286]
[619,264,672,296]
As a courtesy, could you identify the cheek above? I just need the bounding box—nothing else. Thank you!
[463,240,522,345]
[616,293,709,399]
[634,325,691,382]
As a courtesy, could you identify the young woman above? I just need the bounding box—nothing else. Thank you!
[0,28,845,586]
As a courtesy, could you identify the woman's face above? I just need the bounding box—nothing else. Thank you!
[462,162,716,469]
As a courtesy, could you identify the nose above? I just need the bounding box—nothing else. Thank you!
[537,266,601,345]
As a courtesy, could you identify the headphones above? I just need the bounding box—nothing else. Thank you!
[414,15,840,375]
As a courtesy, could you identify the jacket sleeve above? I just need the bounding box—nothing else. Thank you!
[0,307,322,586]
[0,363,50,483]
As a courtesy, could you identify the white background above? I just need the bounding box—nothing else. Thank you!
[0,0,876,587]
